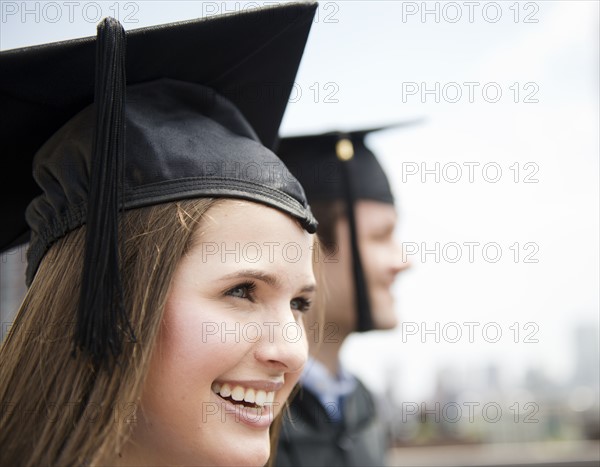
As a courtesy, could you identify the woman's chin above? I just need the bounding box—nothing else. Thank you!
[218,443,271,467]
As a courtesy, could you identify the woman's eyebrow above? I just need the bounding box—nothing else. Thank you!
[219,270,317,294]
[219,269,282,287]
[299,284,317,294]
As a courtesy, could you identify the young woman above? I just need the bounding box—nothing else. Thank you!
[0,4,319,465]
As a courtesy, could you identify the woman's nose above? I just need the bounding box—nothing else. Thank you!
[253,310,308,373]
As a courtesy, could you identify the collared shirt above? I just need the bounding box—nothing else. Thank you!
[300,357,358,422]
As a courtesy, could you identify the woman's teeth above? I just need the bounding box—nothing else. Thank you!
[211,382,275,407]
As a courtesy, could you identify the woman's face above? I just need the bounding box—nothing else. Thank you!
[125,201,315,466]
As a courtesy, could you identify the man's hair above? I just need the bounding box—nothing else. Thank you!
[309,200,347,253]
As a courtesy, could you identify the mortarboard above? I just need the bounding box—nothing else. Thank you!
[276,122,423,332]
[0,3,318,365]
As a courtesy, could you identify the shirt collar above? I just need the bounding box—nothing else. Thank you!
[300,356,357,409]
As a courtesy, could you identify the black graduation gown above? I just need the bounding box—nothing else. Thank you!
[275,379,389,467]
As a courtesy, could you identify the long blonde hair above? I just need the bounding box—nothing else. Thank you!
[0,199,218,466]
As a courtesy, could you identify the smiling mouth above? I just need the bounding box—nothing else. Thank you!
[211,382,275,410]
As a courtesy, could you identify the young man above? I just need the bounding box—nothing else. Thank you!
[274,125,414,466]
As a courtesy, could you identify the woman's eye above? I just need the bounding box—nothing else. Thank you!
[225,282,256,301]
[229,287,247,298]
[291,297,311,313]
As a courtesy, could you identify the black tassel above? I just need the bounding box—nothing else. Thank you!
[75,17,135,367]
[337,136,374,332]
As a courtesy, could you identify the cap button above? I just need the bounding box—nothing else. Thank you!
[336,138,354,161]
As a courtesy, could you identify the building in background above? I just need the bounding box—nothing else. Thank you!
[1,245,27,342]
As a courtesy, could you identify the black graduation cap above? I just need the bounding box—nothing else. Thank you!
[0,3,318,365]
[276,121,423,332]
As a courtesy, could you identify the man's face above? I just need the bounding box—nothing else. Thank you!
[321,200,409,336]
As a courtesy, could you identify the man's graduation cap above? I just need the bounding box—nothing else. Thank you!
[0,3,318,365]
[276,122,422,332]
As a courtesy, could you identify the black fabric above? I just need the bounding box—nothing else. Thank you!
[0,2,318,253]
[276,381,389,467]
